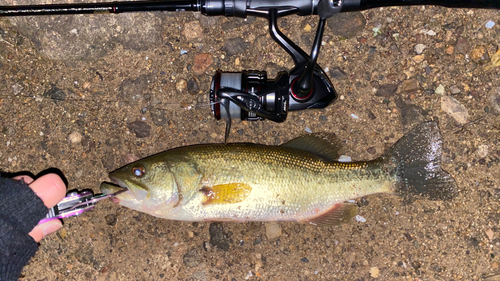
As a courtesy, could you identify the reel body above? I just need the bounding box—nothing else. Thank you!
[210,66,337,122]
[210,70,289,122]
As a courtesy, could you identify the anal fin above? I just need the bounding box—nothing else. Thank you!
[200,183,252,205]
[304,203,357,226]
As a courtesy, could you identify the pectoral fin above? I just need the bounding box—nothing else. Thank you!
[200,183,252,205]
[304,203,357,226]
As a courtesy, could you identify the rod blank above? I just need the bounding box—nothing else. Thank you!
[0,0,199,16]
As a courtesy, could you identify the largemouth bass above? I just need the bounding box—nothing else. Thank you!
[101,122,457,226]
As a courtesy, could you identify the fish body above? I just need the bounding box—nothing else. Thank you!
[101,122,457,225]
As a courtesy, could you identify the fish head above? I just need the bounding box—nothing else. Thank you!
[100,159,180,215]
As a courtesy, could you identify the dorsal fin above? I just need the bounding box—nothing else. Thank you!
[281,133,342,161]
[303,203,357,227]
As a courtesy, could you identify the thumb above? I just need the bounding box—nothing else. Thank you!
[27,173,67,242]
[29,173,66,208]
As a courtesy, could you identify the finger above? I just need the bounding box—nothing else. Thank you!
[13,175,34,185]
[29,173,66,208]
[29,220,63,243]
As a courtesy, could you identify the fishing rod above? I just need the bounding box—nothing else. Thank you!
[1,0,499,123]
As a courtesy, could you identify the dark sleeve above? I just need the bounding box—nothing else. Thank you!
[0,176,48,281]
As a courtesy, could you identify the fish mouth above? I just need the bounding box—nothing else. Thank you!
[100,176,129,203]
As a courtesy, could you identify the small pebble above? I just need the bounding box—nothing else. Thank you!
[370,267,380,278]
[222,37,250,57]
[209,223,231,251]
[176,79,187,92]
[413,55,425,63]
[338,155,352,162]
[68,131,82,144]
[419,29,436,36]
[455,37,470,54]
[401,78,419,93]
[325,239,331,247]
[183,248,203,268]
[414,44,426,55]
[329,67,347,80]
[57,228,67,240]
[425,66,432,74]
[192,53,213,74]
[75,170,83,178]
[470,45,490,64]
[488,87,500,113]
[265,222,282,240]
[375,84,398,97]
[366,147,376,154]
[301,257,309,263]
[445,46,454,55]
[105,214,117,226]
[187,78,200,95]
[11,83,23,95]
[435,84,445,95]
[127,120,151,138]
[477,144,489,158]
[491,264,500,272]
[355,215,366,223]
[441,96,469,125]
[216,258,226,267]
[182,21,203,41]
[244,271,253,280]
[485,229,495,241]
[450,85,461,94]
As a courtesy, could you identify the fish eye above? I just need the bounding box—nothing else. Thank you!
[132,166,146,177]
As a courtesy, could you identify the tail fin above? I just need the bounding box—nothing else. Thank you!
[384,122,458,200]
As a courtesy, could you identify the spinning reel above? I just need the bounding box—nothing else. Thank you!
[1,0,499,123]
[209,6,338,123]
[207,0,344,123]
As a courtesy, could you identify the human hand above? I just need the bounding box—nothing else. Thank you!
[14,173,66,242]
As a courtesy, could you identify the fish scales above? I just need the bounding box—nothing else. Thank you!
[101,122,457,225]
[169,144,394,222]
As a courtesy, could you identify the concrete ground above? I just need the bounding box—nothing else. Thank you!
[1,3,500,280]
